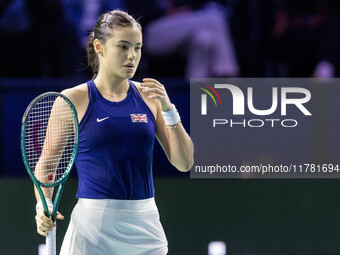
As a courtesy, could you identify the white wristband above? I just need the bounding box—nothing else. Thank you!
[161,104,181,126]
[36,198,53,214]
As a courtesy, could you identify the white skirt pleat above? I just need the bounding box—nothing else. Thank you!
[60,198,168,255]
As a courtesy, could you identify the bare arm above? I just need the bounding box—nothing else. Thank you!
[34,95,76,235]
[34,96,74,200]
[35,85,88,236]
[155,107,194,171]
[139,78,194,171]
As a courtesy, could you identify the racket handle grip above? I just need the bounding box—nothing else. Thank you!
[46,225,56,255]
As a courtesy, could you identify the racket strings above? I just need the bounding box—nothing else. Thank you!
[25,95,77,185]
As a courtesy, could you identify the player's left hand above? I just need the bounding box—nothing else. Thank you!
[141,78,172,112]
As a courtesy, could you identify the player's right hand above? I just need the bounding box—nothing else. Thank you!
[35,208,64,236]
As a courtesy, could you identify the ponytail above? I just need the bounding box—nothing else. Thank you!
[86,32,99,79]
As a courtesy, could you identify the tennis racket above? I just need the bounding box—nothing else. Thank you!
[21,92,78,255]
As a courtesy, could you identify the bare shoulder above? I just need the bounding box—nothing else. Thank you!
[61,83,89,122]
[61,83,88,103]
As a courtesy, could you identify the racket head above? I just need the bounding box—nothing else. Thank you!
[21,92,78,188]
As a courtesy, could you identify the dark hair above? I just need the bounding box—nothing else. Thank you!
[86,10,141,78]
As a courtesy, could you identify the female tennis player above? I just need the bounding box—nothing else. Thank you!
[34,9,194,255]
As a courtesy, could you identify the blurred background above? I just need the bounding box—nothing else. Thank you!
[1,0,340,254]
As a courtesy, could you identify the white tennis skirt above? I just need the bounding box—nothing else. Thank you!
[60,197,168,255]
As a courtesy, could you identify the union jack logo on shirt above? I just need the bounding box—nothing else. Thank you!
[130,114,148,123]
